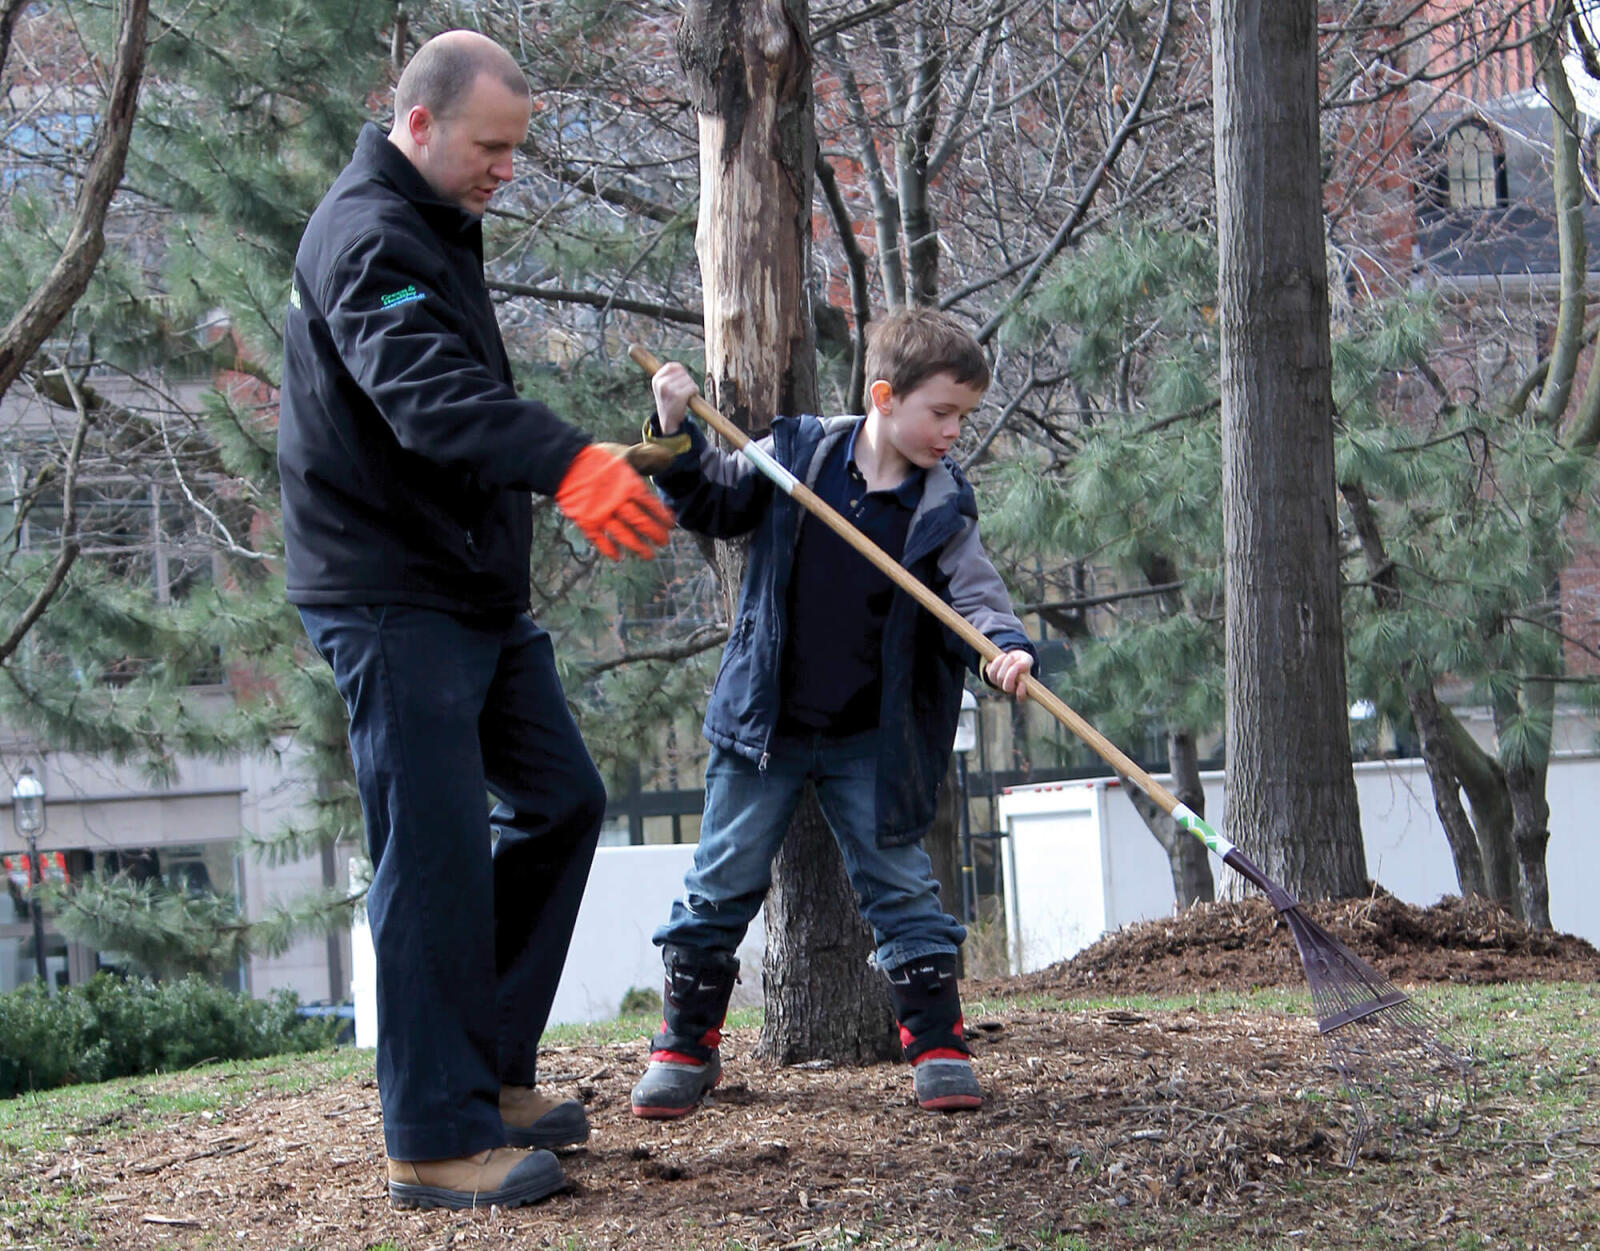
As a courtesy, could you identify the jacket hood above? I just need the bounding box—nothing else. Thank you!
[801,415,976,550]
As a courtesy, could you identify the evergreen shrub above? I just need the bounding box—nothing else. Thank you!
[0,974,340,1098]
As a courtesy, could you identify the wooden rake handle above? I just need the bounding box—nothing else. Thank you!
[627,343,1239,861]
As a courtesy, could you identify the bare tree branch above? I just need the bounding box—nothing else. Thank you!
[975,0,1174,344]
[0,0,28,85]
[582,624,731,676]
[490,280,703,326]
[817,151,873,411]
[0,362,93,666]
[0,0,149,404]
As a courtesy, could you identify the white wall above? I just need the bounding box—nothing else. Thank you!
[547,843,765,1025]
[352,842,765,1037]
[236,745,342,1002]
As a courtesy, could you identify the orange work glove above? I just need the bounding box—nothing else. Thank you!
[554,443,674,560]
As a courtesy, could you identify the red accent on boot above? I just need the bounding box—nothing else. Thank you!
[699,1025,723,1048]
[901,1017,967,1053]
[648,1049,708,1066]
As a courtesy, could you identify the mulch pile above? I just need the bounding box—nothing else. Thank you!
[994,890,1600,998]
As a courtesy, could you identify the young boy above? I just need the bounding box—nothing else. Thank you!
[633,308,1035,1118]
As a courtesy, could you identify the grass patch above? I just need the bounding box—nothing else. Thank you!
[0,1045,373,1156]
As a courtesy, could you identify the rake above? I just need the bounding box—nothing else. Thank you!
[628,344,1473,1159]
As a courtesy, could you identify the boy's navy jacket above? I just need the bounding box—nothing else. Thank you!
[654,412,1037,847]
[279,124,590,612]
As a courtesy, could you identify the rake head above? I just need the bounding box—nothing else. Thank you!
[1280,903,1474,1163]
[1223,850,1475,1163]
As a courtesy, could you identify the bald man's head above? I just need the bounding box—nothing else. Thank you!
[393,30,528,124]
[387,31,532,215]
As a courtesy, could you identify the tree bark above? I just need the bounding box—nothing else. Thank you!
[1405,685,1490,902]
[1492,685,1554,930]
[922,763,965,970]
[1211,0,1367,899]
[761,786,898,1064]
[1124,730,1214,907]
[1439,707,1519,912]
[678,0,897,1064]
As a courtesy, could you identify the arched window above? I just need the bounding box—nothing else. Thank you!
[1440,121,1507,209]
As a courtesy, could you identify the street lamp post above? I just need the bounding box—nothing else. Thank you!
[11,768,47,986]
[953,690,979,926]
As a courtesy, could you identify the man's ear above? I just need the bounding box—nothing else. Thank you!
[405,104,434,148]
[869,379,894,413]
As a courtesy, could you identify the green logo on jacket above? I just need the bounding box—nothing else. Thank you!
[380,283,425,308]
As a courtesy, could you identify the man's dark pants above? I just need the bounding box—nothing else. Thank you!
[299,605,605,1161]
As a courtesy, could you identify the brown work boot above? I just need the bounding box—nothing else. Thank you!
[499,1084,590,1148]
[386,1146,564,1210]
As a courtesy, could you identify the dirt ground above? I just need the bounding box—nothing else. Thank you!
[8,894,1599,1250]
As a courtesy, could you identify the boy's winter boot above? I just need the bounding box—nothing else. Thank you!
[885,953,983,1112]
[630,945,740,1119]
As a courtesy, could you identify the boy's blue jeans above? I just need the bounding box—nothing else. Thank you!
[655,733,965,971]
[299,605,604,1162]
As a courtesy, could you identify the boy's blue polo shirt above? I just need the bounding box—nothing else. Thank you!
[778,420,924,736]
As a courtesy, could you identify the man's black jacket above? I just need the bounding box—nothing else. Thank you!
[280,124,589,612]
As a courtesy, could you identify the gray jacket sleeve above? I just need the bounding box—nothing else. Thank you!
[937,518,1036,670]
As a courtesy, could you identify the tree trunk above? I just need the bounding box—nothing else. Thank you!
[926,764,963,926]
[1125,729,1215,907]
[1163,730,1216,905]
[1440,709,1519,913]
[1211,0,1367,900]
[1405,686,1490,901]
[1492,686,1554,930]
[679,0,897,1062]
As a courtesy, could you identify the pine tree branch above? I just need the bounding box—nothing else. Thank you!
[961,366,1038,469]
[820,32,906,308]
[1533,39,1587,429]
[518,152,687,224]
[966,0,1171,342]
[975,0,1173,346]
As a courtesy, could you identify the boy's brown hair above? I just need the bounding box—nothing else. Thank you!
[864,307,990,399]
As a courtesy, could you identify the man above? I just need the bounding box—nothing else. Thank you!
[279,30,672,1210]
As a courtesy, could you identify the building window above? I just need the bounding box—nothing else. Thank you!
[1439,122,1507,210]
